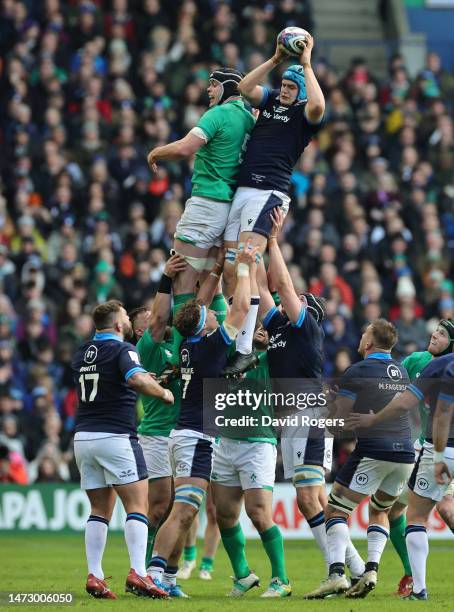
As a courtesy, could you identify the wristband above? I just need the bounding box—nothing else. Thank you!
[237,263,249,277]
[158,273,172,294]
[434,450,445,463]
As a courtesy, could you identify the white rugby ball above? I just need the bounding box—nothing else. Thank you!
[277,26,310,57]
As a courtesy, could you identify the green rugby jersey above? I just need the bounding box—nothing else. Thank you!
[192,100,255,202]
[136,329,181,437]
[402,350,433,446]
[225,350,277,444]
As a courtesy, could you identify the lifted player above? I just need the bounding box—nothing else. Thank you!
[72,301,172,600]
[223,34,325,376]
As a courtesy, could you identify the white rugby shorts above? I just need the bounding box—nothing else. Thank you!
[74,432,147,490]
[138,434,172,479]
[211,438,276,489]
[175,196,230,249]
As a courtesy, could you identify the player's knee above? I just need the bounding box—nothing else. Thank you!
[246,505,269,532]
[370,494,396,514]
[437,497,454,529]
[173,484,205,527]
[149,500,170,525]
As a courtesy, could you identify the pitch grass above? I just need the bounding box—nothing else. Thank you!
[1,534,453,610]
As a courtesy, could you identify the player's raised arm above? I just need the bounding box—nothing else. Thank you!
[267,207,303,324]
[238,42,288,107]
[196,248,225,307]
[149,254,186,343]
[147,131,206,173]
[299,34,325,124]
[225,243,258,331]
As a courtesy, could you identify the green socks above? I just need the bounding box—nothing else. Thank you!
[209,293,227,325]
[200,556,214,571]
[260,525,288,583]
[145,524,158,568]
[390,514,412,576]
[220,523,250,579]
[184,545,197,562]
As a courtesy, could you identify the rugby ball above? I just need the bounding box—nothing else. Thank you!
[277,27,309,57]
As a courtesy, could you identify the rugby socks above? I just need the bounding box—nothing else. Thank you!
[170,293,195,365]
[259,525,288,584]
[162,565,178,588]
[236,296,260,355]
[307,511,329,566]
[183,545,197,562]
[200,556,214,571]
[145,524,158,569]
[366,524,389,570]
[125,513,149,576]
[390,514,412,576]
[86,515,109,579]
[148,555,167,582]
[326,517,349,575]
[210,293,228,325]
[405,524,428,594]
[220,523,250,579]
[345,539,366,578]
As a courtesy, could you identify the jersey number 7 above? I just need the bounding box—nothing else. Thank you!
[79,373,99,402]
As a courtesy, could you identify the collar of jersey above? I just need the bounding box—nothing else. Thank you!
[93,332,122,342]
[187,335,202,343]
[366,352,392,360]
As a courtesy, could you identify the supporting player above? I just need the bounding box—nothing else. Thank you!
[348,347,454,600]
[147,68,255,358]
[306,319,414,599]
[222,33,325,376]
[131,254,186,597]
[213,320,291,598]
[388,319,454,596]
[72,301,172,600]
[255,209,364,585]
[146,244,257,595]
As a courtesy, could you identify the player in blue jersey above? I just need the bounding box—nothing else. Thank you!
[256,208,364,586]
[223,34,325,377]
[306,319,414,599]
[348,350,454,600]
[147,244,258,595]
[72,300,173,600]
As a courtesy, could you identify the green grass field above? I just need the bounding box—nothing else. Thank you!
[1,534,453,610]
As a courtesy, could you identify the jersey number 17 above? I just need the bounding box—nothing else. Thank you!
[79,373,99,402]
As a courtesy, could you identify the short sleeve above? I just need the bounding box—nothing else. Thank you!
[408,359,439,400]
[196,108,221,142]
[302,104,324,131]
[263,306,286,334]
[204,325,235,350]
[338,365,360,401]
[439,362,454,403]
[118,343,147,381]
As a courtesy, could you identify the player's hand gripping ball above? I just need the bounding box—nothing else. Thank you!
[277,26,310,57]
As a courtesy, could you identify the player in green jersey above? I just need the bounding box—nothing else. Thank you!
[388,319,454,596]
[147,68,255,340]
[212,324,291,598]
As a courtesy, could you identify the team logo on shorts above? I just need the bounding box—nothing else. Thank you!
[325,448,332,462]
[355,472,369,486]
[417,477,429,490]
[387,364,402,380]
[84,345,98,364]
[181,349,190,366]
[119,469,135,478]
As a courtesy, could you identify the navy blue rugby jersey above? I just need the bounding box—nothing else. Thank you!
[263,306,324,379]
[339,353,413,461]
[236,88,322,194]
[408,353,454,445]
[177,325,234,433]
[72,333,147,435]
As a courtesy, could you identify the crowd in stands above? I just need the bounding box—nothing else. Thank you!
[0,0,453,484]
